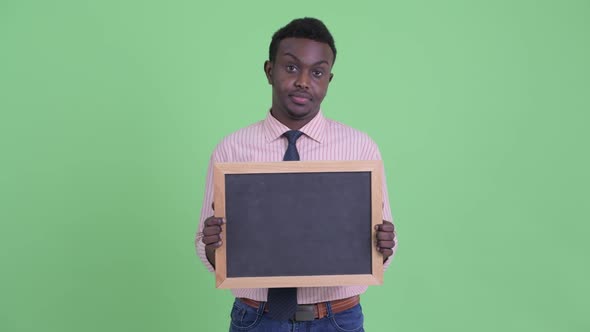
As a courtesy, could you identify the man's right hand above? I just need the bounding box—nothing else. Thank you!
[202,216,224,267]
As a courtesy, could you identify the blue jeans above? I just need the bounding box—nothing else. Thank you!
[228,298,365,332]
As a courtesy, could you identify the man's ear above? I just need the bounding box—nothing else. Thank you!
[329,73,334,83]
[264,60,273,84]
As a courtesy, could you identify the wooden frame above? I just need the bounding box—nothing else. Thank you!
[213,160,383,288]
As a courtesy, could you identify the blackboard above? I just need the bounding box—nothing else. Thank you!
[213,161,383,288]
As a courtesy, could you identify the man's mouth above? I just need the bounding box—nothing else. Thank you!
[289,93,312,105]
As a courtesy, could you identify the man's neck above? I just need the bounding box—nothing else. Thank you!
[270,109,319,130]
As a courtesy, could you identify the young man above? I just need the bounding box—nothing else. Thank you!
[196,17,396,331]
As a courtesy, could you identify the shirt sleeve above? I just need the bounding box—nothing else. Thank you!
[370,144,398,271]
[195,152,217,273]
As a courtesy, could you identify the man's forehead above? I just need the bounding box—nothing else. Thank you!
[277,38,333,65]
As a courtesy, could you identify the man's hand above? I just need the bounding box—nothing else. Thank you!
[375,220,395,262]
[202,216,224,267]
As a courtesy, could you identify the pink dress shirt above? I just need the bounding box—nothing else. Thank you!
[196,110,396,304]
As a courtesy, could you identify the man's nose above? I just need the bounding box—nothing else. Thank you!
[294,72,310,89]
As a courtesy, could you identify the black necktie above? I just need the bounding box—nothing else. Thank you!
[266,130,303,320]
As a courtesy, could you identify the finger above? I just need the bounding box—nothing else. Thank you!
[203,225,222,236]
[204,216,214,226]
[379,248,393,258]
[375,220,395,231]
[205,242,222,249]
[382,220,394,228]
[377,240,395,249]
[376,231,394,241]
[202,235,221,245]
[375,223,395,232]
[204,217,223,227]
[211,202,215,210]
[204,216,222,226]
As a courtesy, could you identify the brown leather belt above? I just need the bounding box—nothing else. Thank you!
[239,295,360,321]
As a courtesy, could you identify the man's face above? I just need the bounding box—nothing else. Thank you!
[265,38,334,126]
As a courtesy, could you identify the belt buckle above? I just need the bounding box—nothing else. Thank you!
[294,305,315,321]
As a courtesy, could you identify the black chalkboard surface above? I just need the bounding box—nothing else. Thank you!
[213,161,383,288]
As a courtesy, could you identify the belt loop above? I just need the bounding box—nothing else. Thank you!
[325,301,334,318]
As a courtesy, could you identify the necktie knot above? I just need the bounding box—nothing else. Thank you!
[282,130,303,161]
[283,130,303,144]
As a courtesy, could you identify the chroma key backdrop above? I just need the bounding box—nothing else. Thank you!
[1,0,589,331]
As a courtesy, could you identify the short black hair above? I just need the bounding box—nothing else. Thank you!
[269,17,337,65]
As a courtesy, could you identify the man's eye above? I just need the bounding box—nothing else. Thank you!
[312,70,324,77]
[286,65,297,72]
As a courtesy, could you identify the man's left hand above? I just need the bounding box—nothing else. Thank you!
[375,220,395,262]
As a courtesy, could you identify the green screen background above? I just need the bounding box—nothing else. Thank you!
[1,0,589,331]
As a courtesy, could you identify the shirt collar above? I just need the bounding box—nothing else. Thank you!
[262,110,326,143]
